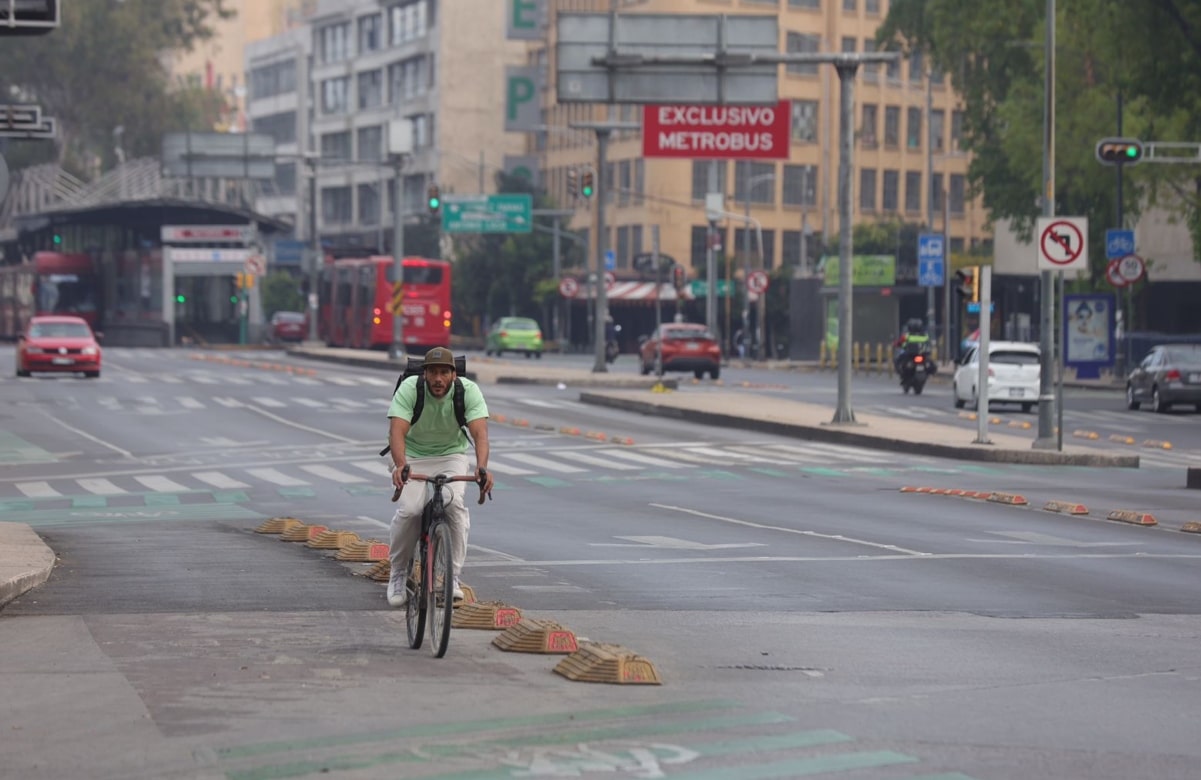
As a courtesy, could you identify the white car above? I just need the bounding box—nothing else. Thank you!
[952,341,1041,412]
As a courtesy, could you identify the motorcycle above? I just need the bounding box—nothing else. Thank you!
[604,324,621,364]
[897,343,936,395]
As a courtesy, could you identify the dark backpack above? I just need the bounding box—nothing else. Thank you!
[379,355,467,457]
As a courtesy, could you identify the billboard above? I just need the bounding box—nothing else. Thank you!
[642,101,790,160]
[1063,293,1115,379]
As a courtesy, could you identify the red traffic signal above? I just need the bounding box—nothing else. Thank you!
[1095,138,1143,166]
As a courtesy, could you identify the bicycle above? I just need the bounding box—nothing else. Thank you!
[391,464,490,658]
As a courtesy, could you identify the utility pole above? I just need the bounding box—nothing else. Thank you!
[390,154,406,360]
[925,69,937,338]
[1034,0,1057,450]
[305,154,320,343]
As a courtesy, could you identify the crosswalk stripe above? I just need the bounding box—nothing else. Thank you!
[328,397,370,409]
[682,446,776,463]
[356,376,391,386]
[190,376,221,385]
[158,376,184,384]
[768,442,884,463]
[77,478,126,495]
[134,475,191,493]
[292,377,321,385]
[178,397,204,409]
[124,376,148,384]
[246,468,309,486]
[601,449,693,468]
[500,452,588,473]
[193,472,250,489]
[293,398,325,408]
[517,398,561,408]
[638,447,729,465]
[255,375,289,385]
[322,376,359,386]
[213,397,246,408]
[350,460,391,477]
[484,457,537,476]
[251,397,287,408]
[16,481,61,498]
[299,464,369,483]
[555,450,640,470]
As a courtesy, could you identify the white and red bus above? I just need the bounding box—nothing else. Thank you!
[319,255,451,351]
[0,252,100,339]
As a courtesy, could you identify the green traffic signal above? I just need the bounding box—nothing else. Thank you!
[1095,137,1143,165]
[52,234,62,245]
[580,170,595,198]
[175,294,186,304]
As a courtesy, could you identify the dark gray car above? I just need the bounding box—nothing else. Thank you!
[1126,344,1201,413]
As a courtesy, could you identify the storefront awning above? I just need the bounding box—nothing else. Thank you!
[575,282,684,302]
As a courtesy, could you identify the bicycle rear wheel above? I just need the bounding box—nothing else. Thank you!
[428,521,454,658]
[405,550,426,649]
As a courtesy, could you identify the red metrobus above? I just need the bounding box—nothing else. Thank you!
[319,255,451,351]
[0,252,100,339]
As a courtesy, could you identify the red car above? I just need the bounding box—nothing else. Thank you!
[269,311,308,343]
[16,315,102,378]
[639,322,722,380]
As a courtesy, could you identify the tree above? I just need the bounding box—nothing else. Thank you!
[877,0,1201,272]
[260,270,304,319]
[0,0,233,176]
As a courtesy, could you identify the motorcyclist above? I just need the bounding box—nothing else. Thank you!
[893,318,931,373]
[604,316,620,362]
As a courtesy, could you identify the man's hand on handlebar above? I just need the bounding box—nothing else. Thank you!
[390,462,408,502]
[476,466,493,504]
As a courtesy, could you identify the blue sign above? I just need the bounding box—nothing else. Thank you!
[1105,229,1134,260]
[272,239,306,266]
[966,302,995,314]
[1064,293,1116,379]
[604,249,616,270]
[917,233,945,287]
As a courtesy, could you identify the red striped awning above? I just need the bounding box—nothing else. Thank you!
[573,282,686,301]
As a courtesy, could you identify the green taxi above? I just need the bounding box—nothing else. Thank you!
[485,316,543,358]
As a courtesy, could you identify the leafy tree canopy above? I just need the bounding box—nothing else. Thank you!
[877,0,1201,272]
[0,0,233,176]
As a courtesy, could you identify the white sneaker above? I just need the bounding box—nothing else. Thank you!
[452,580,464,602]
[387,574,408,607]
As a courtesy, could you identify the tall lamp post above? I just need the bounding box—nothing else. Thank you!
[742,172,775,359]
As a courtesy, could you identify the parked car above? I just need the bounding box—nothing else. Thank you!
[485,316,543,358]
[16,315,102,378]
[638,322,722,380]
[1125,343,1201,413]
[269,311,308,343]
[952,340,1040,411]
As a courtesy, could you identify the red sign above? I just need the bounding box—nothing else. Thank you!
[558,277,579,299]
[1106,259,1128,288]
[746,270,769,294]
[642,101,791,159]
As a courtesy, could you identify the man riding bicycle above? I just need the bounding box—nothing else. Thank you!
[386,347,493,607]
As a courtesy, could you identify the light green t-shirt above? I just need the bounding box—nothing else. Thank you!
[387,375,489,458]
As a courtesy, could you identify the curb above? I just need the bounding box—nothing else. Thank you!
[0,522,56,609]
[579,393,1139,468]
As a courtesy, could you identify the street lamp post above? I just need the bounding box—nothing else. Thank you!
[742,172,775,360]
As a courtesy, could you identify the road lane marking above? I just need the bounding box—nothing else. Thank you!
[76,478,127,495]
[555,450,640,470]
[293,398,325,408]
[246,468,309,486]
[133,475,191,493]
[15,481,61,498]
[501,452,588,473]
[178,396,204,409]
[243,405,361,442]
[213,397,246,408]
[600,449,693,468]
[251,396,287,408]
[299,464,368,483]
[36,409,133,458]
[349,460,391,477]
[483,457,537,476]
[193,472,251,489]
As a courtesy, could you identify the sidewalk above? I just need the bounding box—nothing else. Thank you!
[0,345,1134,610]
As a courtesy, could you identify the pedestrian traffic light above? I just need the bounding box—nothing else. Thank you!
[566,168,578,200]
[954,268,974,299]
[580,168,595,199]
[427,184,440,213]
[1095,138,1144,166]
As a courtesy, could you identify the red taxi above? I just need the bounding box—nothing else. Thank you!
[639,322,722,380]
[16,315,102,378]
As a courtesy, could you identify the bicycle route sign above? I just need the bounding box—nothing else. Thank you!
[1036,216,1088,271]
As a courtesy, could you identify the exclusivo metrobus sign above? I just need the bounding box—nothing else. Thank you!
[642,101,791,159]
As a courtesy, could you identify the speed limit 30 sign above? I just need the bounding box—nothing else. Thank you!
[1036,216,1088,271]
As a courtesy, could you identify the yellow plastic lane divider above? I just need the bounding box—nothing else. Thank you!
[1073,430,1100,440]
[1109,434,1136,445]
[1142,439,1173,450]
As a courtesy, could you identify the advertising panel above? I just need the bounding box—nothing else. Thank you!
[642,101,790,159]
[1063,293,1115,379]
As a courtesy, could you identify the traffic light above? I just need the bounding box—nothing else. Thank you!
[1095,138,1144,166]
[566,168,578,200]
[970,265,980,302]
[954,267,975,299]
[175,293,186,304]
[580,168,595,199]
[52,233,62,246]
[427,184,441,213]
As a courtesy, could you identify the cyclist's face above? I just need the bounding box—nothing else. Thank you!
[424,366,455,397]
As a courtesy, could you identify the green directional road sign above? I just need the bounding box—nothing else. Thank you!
[442,194,532,234]
[689,279,734,297]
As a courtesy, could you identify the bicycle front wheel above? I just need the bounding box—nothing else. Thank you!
[428,521,454,658]
[405,551,426,649]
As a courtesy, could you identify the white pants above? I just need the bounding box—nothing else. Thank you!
[389,452,471,583]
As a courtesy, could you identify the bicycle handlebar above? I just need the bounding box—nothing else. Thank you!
[390,465,491,505]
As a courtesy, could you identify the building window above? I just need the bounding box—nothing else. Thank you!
[930,109,945,152]
[388,56,427,104]
[791,100,819,142]
[618,160,631,207]
[906,107,922,149]
[842,0,856,12]
[357,69,383,110]
[357,125,383,161]
[734,161,776,205]
[358,13,381,53]
[617,226,630,267]
[251,111,296,145]
[320,131,351,161]
[905,171,922,213]
[884,106,900,147]
[321,185,352,224]
[321,77,349,114]
[841,36,856,54]
[691,160,727,202]
[882,169,899,212]
[734,228,776,269]
[634,159,644,206]
[862,38,878,82]
[358,183,381,225]
[860,103,877,148]
[690,225,726,270]
[950,174,966,215]
[859,169,877,213]
[272,162,296,197]
[951,110,964,151]
[909,50,924,84]
[631,224,643,258]
[785,32,820,76]
[866,0,880,13]
[249,60,296,100]
[318,22,350,64]
[787,0,820,8]
[782,230,801,267]
[782,164,817,206]
[931,173,945,213]
[885,50,901,83]
[388,0,428,46]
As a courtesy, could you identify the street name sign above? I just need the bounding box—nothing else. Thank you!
[442,194,532,234]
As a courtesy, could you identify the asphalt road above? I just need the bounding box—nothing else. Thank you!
[2,346,1201,780]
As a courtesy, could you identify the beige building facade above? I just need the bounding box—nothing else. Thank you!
[532,0,988,280]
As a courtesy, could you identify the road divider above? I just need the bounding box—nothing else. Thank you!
[1043,500,1089,515]
[986,492,1028,506]
[1106,510,1157,526]
[1142,439,1172,450]
[1109,434,1136,445]
[1073,430,1100,440]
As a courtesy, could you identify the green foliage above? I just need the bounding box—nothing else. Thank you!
[450,172,583,334]
[260,271,304,318]
[878,0,1201,265]
[0,0,233,173]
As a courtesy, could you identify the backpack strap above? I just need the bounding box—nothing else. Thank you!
[378,377,467,457]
